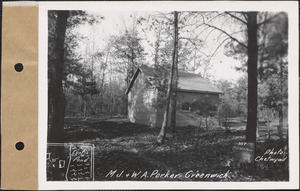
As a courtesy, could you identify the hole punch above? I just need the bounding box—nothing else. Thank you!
[14,63,23,72]
[15,141,25,150]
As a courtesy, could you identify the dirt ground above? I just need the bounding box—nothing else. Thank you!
[63,117,289,181]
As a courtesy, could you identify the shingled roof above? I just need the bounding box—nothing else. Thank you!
[126,65,222,95]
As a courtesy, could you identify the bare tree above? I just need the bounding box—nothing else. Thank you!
[49,10,69,181]
[170,12,179,132]
[49,11,69,143]
[199,12,284,147]
[157,11,179,144]
[245,12,258,144]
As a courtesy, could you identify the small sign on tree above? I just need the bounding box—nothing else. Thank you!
[233,142,255,163]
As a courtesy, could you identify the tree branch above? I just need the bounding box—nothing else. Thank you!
[203,23,247,49]
[225,12,247,24]
[179,37,209,57]
[241,12,248,22]
[154,12,173,22]
[210,37,230,58]
[257,13,282,26]
[204,28,217,42]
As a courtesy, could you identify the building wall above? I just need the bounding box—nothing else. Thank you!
[128,71,158,127]
[156,91,220,127]
[128,73,221,127]
[177,91,220,106]
[155,109,200,127]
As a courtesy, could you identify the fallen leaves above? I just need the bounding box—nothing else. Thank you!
[64,119,288,181]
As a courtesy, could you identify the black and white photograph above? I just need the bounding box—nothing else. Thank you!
[42,1,298,187]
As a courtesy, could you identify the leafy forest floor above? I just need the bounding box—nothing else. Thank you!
[64,117,289,181]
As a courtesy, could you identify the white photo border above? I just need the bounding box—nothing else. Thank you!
[38,1,299,190]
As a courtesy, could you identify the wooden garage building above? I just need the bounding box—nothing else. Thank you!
[125,65,222,127]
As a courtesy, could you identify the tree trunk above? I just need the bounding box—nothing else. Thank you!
[278,58,284,141]
[83,95,88,120]
[245,12,258,146]
[267,109,271,140]
[268,122,271,140]
[256,120,259,138]
[170,77,178,133]
[205,117,209,131]
[170,27,179,132]
[100,51,109,113]
[278,106,284,140]
[194,117,203,149]
[109,61,114,114]
[157,11,178,144]
[126,56,131,85]
[48,82,53,124]
[154,28,161,67]
[49,11,69,143]
[48,11,69,181]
